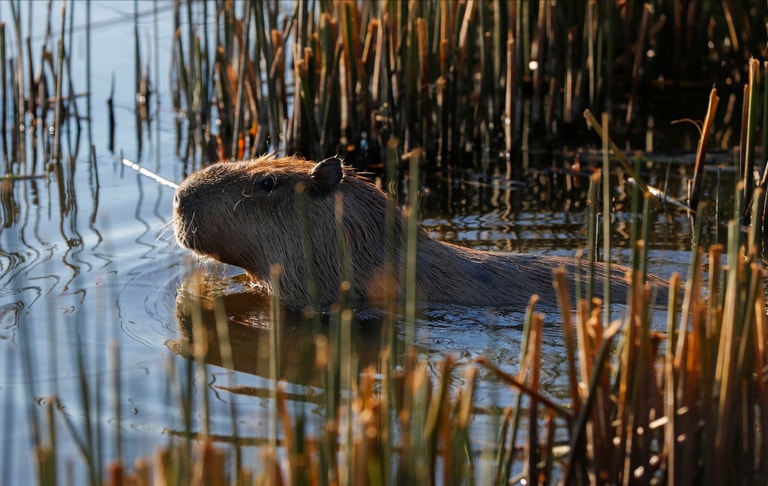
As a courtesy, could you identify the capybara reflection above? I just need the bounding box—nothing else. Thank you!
[170,280,387,380]
[173,156,666,311]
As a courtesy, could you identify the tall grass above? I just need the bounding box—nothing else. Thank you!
[1,0,84,173]
[171,0,768,169]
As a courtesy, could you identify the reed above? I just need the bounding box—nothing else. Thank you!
[169,0,768,169]
[1,0,83,172]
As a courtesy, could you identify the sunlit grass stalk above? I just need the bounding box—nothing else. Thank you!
[690,87,719,210]
[524,312,543,481]
[404,148,420,346]
[211,293,241,478]
[585,171,599,301]
[742,58,760,221]
[424,355,454,483]
[639,193,653,281]
[377,136,400,486]
[553,268,579,413]
[268,263,282,455]
[629,155,642,266]
[187,287,212,446]
[601,112,611,324]
[38,401,56,486]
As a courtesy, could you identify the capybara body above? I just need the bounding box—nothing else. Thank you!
[173,156,664,311]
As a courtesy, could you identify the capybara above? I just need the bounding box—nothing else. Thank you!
[173,156,667,311]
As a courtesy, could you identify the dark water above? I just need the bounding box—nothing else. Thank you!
[0,2,725,482]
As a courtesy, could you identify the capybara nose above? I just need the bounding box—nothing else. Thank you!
[172,187,184,213]
[173,184,193,212]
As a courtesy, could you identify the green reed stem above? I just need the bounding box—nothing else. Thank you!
[383,137,399,354]
[404,150,420,347]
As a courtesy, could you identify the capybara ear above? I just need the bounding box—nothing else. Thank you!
[310,157,344,193]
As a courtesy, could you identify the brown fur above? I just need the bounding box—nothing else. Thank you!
[173,156,667,311]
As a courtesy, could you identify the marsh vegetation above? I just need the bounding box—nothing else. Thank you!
[1,1,767,484]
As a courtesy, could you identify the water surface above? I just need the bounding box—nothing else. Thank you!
[0,2,710,481]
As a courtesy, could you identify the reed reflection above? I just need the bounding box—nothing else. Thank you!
[169,273,391,388]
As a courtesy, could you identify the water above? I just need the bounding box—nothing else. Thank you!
[0,2,717,482]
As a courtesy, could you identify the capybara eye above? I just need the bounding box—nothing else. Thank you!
[256,174,277,192]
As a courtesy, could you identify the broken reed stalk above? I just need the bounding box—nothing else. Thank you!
[689,87,719,211]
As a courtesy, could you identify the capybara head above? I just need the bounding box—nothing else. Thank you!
[173,156,406,309]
